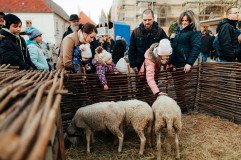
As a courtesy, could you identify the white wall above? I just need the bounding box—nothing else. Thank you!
[13,13,69,45]
[53,14,70,46]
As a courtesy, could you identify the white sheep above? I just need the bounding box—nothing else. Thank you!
[152,96,182,160]
[67,101,125,153]
[116,99,153,155]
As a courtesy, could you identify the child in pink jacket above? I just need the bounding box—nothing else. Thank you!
[139,39,172,96]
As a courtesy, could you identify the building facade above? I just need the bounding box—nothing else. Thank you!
[111,0,240,32]
[0,0,70,45]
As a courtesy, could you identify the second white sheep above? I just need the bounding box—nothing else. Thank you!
[116,99,153,155]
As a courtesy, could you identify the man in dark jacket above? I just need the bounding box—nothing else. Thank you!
[62,14,80,40]
[216,7,241,62]
[0,14,36,70]
[128,9,168,72]
[201,30,215,62]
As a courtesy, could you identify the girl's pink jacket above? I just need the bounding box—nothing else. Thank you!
[139,44,160,95]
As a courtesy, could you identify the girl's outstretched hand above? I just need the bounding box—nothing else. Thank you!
[103,84,109,91]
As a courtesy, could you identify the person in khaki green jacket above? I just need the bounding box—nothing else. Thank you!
[56,23,97,71]
[139,39,172,96]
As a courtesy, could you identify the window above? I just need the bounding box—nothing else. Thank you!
[56,21,59,34]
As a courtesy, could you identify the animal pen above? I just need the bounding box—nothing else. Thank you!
[0,62,241,159]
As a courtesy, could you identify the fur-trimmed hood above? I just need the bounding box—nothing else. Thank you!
[144,42,159,64]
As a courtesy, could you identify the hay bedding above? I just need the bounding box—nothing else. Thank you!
[66,113,241,160]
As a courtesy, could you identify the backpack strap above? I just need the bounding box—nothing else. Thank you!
[133,27,141,38]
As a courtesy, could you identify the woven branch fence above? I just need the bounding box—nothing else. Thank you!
[61,62,241,132]
[0,64,66,160]
[198,62,241,123]
[61,65,200,132]
[1,62,241,159]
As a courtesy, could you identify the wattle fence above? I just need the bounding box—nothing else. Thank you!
[60,62,241,132]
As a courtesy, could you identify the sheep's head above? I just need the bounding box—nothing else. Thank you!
[67,120,77,135]
[66,120,84,146]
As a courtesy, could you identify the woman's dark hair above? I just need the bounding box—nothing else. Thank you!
[178,10,200,31]
[79,23,97,34]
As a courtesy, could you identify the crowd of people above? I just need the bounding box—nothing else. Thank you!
[0,7,241,98]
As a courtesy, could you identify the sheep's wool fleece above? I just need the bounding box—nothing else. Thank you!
[74,102,125,131]
[152,96,181,117]
[116,99,153,124]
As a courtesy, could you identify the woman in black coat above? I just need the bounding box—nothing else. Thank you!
[170,10,201,71]
[169,10,201,111]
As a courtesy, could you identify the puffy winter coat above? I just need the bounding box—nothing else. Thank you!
[139,43,161,95]
[26,40,49,70]
[72,46,95,73]
[171,25,201,68]
[128,21,167,70]
[0,29,36,70]
[216,18,241,62]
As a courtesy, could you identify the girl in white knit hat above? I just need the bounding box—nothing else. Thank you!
[139,38,172,96]
[92,46,118,90]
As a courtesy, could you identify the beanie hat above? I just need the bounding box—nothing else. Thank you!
[26,27,42,40]
[153,39,172,57]
[100,50,112,62]
[80,43,92,58]
[95,46,112,64]
[4,14,21,29]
